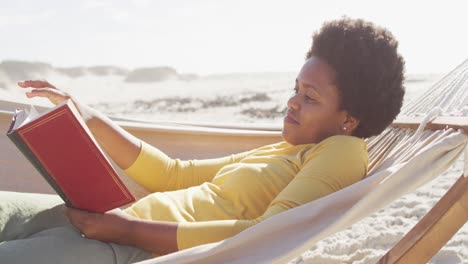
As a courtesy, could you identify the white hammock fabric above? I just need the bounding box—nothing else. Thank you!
[133,59,468,264]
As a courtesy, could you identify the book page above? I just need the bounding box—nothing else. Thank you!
[12,105,41,130]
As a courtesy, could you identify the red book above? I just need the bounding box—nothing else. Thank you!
[7,100,135,213]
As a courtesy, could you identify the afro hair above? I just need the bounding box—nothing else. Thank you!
[307,17,406,138]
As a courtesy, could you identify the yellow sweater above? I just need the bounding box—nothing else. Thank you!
[124,135,368,250]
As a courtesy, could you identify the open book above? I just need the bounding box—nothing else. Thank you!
[6,100,135,213]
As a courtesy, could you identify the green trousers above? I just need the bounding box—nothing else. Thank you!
[0,191,153,264]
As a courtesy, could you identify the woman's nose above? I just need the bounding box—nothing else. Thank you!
[287,95,300,111]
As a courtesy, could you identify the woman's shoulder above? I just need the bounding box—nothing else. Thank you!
[248,136,366,157]
[251,141,292,152]
[299,135,369,176]
[306,135,367,157]
[319,135,366,147]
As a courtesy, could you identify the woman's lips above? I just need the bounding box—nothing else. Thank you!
[284,113,300,125]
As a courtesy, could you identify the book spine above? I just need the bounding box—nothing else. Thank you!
[7,131,73,207]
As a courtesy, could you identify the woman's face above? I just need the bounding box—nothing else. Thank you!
[282,57,349,145]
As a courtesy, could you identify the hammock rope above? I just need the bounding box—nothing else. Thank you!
[401,59,468,117]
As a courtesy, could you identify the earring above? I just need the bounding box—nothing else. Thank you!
[342,126,347,131]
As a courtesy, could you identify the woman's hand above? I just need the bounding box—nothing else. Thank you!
[17,80,92,119]
[65,207,179,255]
[18,80,72,106]
[64,207,135,245]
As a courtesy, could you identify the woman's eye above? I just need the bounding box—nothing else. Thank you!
[293,86,299,94]
[305,96,315,102]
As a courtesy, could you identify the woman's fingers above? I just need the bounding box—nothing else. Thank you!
[64,207,124,242]
[17,80,56,89]
[65,207,100,235]
[24,87,70,105]
[25,88,55,98]
[66,207,94,222]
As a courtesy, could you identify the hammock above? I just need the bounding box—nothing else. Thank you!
[0,59,467,263]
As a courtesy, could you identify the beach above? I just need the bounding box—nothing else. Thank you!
[0,61,466,263]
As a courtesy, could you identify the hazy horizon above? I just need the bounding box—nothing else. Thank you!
[0,59,447,81]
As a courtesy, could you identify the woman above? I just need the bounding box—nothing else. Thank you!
[0,17,405,263]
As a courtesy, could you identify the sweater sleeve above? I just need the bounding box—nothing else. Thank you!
[176,136,368,250]
[124,141,255,192]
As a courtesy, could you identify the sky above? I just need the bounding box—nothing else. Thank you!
[1,0,468,75]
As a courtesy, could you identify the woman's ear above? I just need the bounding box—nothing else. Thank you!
[341,113,360,135]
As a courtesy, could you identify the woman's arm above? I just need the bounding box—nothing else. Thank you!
[18,80,141,170]
[71,103,141,170]
[124,141,257,192]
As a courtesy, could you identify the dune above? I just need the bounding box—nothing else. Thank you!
[55,67,87,78]
[124,66,179,82]
[0,60,198,86]
[88,66,129,76]
[0,60,54,82]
